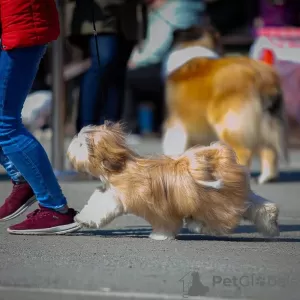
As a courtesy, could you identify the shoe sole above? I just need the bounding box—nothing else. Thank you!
[0,196,37,222]
[7,222,82,235]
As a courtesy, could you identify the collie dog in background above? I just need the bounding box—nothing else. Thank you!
[162,25,289,185]
[67,122,279,240]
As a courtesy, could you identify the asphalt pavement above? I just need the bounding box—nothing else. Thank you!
[0,137,300,300]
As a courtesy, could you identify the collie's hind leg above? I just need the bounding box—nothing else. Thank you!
[162,118,189,156]
[214,128,253,168]
[244,191,279,237]
[258,147,279,184]
[233,147,253,169]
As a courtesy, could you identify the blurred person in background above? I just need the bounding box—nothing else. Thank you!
[0,0,80,234]
[121,0,206,142]
[68,0,147,133]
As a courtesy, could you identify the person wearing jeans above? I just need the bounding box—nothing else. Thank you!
[0,0,80,234]
[122,0,206,137]
[76,34,135,131]
[69,0,147,132]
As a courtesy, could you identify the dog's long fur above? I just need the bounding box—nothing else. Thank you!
[67,122,280,240]
[163,25,289,185]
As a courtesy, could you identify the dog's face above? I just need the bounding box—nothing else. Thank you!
[67,122,130,178]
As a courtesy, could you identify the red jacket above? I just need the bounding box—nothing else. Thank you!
[0,0,60,50]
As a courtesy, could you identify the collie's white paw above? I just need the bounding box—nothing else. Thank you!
[257,173,278,185]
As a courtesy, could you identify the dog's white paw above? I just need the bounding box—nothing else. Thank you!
[149,232,176,241]
[257,173,278,184]
[74,212,100,228]
[255,203,280,237]
[75,188,124,229]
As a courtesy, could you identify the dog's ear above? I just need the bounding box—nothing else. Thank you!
[204,25,223,54]
[93,120,129,173]
[103,159,124,173]
[100,127,128,173]
[102,148,128,173]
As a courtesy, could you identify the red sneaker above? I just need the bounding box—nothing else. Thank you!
[0,181,36,221]
[7,205,82,235]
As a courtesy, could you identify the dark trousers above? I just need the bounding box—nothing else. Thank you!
[122,62,165,134]
[76,34,135,133]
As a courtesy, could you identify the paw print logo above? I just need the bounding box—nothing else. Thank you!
[180,271,209,298]
[255,275,266,287]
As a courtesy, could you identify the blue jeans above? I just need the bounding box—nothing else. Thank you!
[0,45,67,209]
[76,34,134,132]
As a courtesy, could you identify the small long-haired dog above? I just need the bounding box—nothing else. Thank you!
[163,25,289,185]
[67,122,279,240]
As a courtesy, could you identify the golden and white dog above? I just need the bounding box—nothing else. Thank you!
[67,122,279,240]
[162,25,289,185]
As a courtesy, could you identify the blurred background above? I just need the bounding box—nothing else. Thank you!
[1,2,300,299]
[15,0,300,173]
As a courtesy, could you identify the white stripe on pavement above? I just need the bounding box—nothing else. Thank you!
[0,286,247,300]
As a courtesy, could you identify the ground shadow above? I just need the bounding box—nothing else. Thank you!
[70,224,300,242]
[72,228,150,239]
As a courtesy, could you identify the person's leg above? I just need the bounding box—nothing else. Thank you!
[122,69,142,135]
[0,44,36,221]
[104,36,135,122]
[76,34,118,132]
[0,147,25,183]
[122,63,164,135]
[0,45,80,234]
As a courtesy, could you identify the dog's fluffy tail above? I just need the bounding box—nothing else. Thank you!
[260,88,289,164]
[253,60,289,164]
[182,142,250,234]
[184,142,250,191]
